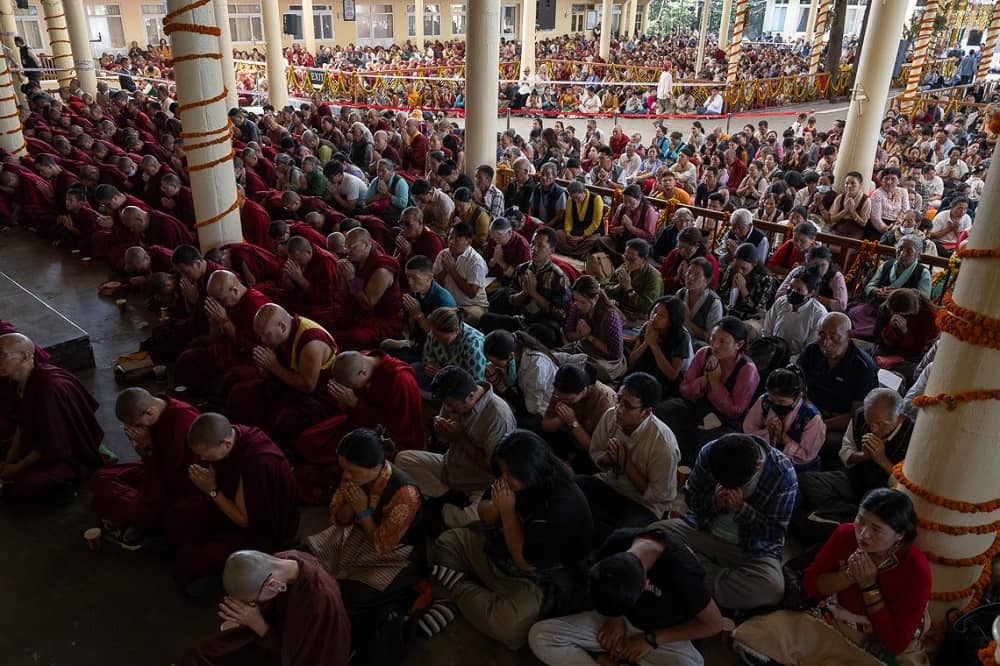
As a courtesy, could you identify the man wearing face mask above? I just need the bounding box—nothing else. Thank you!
[762,265,828,356]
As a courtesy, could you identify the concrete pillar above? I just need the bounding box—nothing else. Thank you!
[901,0,938,114]
[301,0,316,57]
[726,0,749,84]
[261,0,288,108]
[718,0,732,49]
[520,0,536,75]
[804,0,819,41]
[62,0,96,95]
[832,0,907,190]
[900,137,1000,626]
[695,0,712,76]
[0,0,21,74]
[807,0,832,75]
[464,0,500,178]
[164,0,242,250]
[0,46,25,157]
[622,0,631,39]
[978,5,1000,83]
[414,0,425,51]
[213,0,239,110]
[599,0,613,61]
[41,0,74,89]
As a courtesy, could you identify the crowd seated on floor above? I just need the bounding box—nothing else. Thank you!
[0,65,988,665]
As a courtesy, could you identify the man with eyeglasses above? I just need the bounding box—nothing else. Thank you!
[503,157,537,214]
[328,227,402,350]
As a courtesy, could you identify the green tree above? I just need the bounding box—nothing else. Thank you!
[648,0,697,36]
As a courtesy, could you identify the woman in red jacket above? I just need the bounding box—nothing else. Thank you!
[733,488,931,665]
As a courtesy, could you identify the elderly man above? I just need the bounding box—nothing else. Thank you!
[227,304,338,448]
[330,227,402,349]
[503,157,536,213]
[556,179,605,258]
[90,388,200,549]
[928,197,972,256]
[174,270,272,397]
[395,365,515,527]
[652,206,695,262]
[400,117,429,172]
[797,312,879,461]
[433,222,490,323]
[716,208,768,267]
[180,549,350,666]
[529,163,567,229]
[0,333,103,500]
[605,239,664,325]
[279,235,342,330]
[793,388,914,545]
[484,216,531,285]
[365,159,410,223]
[395,206,445,286]
[168,413,299,587]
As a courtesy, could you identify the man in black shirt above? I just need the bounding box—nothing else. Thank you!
[530,525,721,664]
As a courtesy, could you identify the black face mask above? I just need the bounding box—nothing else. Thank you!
[786,291,807,306]
[769,402,795,417]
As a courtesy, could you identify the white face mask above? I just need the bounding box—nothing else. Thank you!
[900,226,915,235]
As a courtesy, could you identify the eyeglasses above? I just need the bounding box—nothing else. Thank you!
[616,395,644,412]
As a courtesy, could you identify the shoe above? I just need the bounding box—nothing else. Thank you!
[806,511,841,526]
[734,642,777,666]
[104,525,145,551]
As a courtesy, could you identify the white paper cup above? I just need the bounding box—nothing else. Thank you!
[84,527,102,551]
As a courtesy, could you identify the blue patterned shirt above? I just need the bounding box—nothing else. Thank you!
[422,323,487,380]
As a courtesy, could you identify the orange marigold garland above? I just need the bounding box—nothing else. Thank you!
[893,463,1000,513]
[844,240,881,284]
[980,641,998,666]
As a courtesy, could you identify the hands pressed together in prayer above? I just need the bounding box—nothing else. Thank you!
[490,477,516,515]
[336,259,355,282]
[179,277,199,305]
[218,596,269,637]
[282,259,305,286]
[766,414,784,445]
[326,379,358,409]
[341,481,369,514]
[860,432,889,467]
[124,424,153,457]
[401,294,421,318]
[606,437,628,473]
[714,485,745,513]
[522,269,538,298]
[846,549,879,589]
[188,464,217,495]
[204,297,228,326]
[433,415,460,443]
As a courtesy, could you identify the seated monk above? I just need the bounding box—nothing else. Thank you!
[227,304,338,448]
[274,190,343,232]
[180,549,350,666]
[174,270,273,397]
[168,413,300,587]
[0,333,103,500]
[53,185,101,258]
[123,244,174,289]
[121,204,194,249]
[0,323,49,441]
[268,218,327,255]
[326,231,347,258]
[212,242,283,291]
[238,187,272,247]
[295,351,425,497]
[158,173,196,228]
[330,228,403,349]
[279,235,342,330]
[90,388,200,549]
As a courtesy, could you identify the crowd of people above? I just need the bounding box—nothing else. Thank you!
[0,48,993,665]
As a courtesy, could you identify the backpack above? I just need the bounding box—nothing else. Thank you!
[744,336,791,395]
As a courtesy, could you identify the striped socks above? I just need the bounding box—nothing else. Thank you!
[416,601,457,639]
[431,564,465,590]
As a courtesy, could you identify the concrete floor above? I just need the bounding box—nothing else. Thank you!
[0,226,739,665]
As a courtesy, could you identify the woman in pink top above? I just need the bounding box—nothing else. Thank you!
[743,368,826,471]
[868,168,909,235]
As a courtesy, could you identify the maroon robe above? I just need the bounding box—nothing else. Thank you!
[0,322,49,439]
[239,199,272,248]
[3,363,103,500]
[89,397,200,527]
[226,243,283,288]
[285,248,342,330]
[296,352,425,465]
[250,158,278,188]
[148,245,176,273]
[180,551,350,666]
[484,231,531,279]
[242,169,268,202]
[330,248,402,350]
[55,204,102,257]
[166,426,300,585]
[174,287,273,395]
[227,316,338,448]
[289,222,328,251]
[159,185,196,227]
[145,209,195,248]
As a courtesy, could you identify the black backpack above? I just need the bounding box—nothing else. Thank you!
[745,336,791,396]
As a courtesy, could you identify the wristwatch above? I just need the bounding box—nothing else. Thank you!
[570,421,580,430]
[644,630,659,648]
[209,488,219,499]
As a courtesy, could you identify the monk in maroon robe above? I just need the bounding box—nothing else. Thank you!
[167,413,299,586]
[395,206,445,291]
[0,168,54,232]
[296,349,424,475]
[180,550,350,666]
[158,173,196,227]
[216,242,283,290]
[0,333,103,500]
[121,205,194,249]
[279,236,342,330]
[123,244,174,288]
[0,324,49,440]
[330,228,402,349]
[239,194,272,248]
[266,219,328,255]
[90,388,200,537]
[226,304,338,448]
[174,270,272,396]
[54,186,102,257]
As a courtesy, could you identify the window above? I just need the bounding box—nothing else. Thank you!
[228,3,264,42]
[14,6,43,50]
[586,7,598,30]
[768,7,787,33]
[450,3,465,36]
[610,4,621,33]
[357,3,394,43]
[286,4,336,40]
[633,4,644,35]
[796,5,810,32]
[501,5,516,38]
[86,4,126,49]
[407,3,442,37]
[142,4,167,46]
[571,4,587,32]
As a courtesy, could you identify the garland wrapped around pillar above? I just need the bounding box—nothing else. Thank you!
[0,45,25,158]
[726,0,749,84]
[807,0,831,76]
[41,0,74,89]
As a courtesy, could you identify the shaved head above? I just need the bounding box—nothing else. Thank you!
[286,235,313,258]
[207,269,240,301]
[223,550,283,600]
[326,231,346,254]
[187,412,234,450]
[123,246,150,273]
[820,311,852,335]
[303,212,324,229]
[254,303,293,347]
[345,227,371,245]
[333,350,369,386]
[0,332,33,356]
[121,206,148,231]
[0,333,35,380]
[115,387,157,424]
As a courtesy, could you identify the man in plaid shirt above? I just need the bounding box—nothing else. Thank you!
[657,433,797,610]
[474,164,506,220]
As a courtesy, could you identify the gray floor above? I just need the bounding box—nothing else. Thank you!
[0,226,737,666]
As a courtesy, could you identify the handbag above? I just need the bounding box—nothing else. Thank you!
[113,351,155,384]
[935,603,1000,665]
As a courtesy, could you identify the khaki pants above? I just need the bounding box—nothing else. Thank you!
[734,609,929,666]
[433,528,544,650]
[657,518,785,609]
[394,450,483,528]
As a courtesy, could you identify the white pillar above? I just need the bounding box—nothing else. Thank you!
[213,0,239,110]
[718,0,732,49]
[900,137,1000,626]
[832,0,907,190]
[464,0,500,179]
[599,0,613,61]
[165,0,242,250]
[622,0,631,38]
[41,0,74,89]
[301,0,316,57]
[414,0,425,51]
[695,0,712,75]
[62,0,95,95]
[0,0,20,73]
[0,46,25,157]
[261,0,288,108]
[520,0,536,74]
